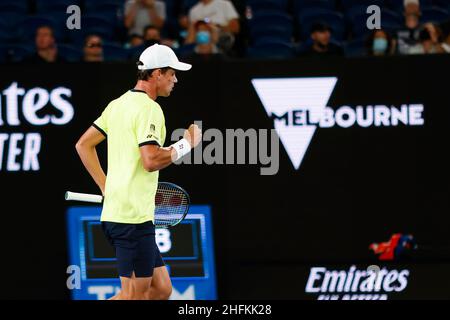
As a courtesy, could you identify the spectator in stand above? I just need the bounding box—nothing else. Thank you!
[142,24,178,50]
[143,25,161,46]
[185,0,240,54]
[366,29,395,56]
[126,33,144,48]
[192,20,220,55]
[124,0,166,36]
[127,25,165,60]
[83,34,104,62]
[404,0,420,16]
[25,26,65,63]
[300,22,343,57]
[408,22,445,54]
[396,0,422,54]
[182,20,224,62]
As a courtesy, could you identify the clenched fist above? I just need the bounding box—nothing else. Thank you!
[184,124,202,148]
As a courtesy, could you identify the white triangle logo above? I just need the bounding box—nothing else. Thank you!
[252,77,338,170]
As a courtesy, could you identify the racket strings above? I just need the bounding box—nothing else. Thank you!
[154,183,189,228]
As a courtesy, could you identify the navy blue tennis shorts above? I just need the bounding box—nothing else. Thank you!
[101,220,164,278]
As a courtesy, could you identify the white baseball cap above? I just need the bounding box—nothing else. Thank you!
[138,44,192,71]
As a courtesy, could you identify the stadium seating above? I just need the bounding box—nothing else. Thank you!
[0,44,33,63]
[58,40,130,63]
[0,29,16,44]
[250,25,293,44]
[0,0,29,14]
[247,37,295,59]
[293,0,336,12]
[103,43,130,62]
[0,0,450,61]
[175,43,197,58]
[343,37,367,57]
[421,7,449,24]
[83,0,123,29]
[35,0,80,13]
[0,13,26,43]
[341,0,385,10]
[249,11,293,31]
[84,0,122,12]
[348,8,402,38]
[57,44,83,62]
[19,15,65,42]
[247,0,289,13]
[434,0,450,11]
[66,13,116,45]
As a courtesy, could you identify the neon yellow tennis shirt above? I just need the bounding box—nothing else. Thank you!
[93,89,166,224]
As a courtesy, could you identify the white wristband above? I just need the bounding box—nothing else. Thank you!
[171,138,191,161]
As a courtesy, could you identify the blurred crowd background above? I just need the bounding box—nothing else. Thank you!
[0,0,450,63]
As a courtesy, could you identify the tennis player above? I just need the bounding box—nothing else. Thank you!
[75,44,202,300]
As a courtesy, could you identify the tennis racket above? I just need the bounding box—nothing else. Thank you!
[65,182,190,228]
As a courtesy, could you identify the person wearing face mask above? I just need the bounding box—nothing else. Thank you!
[367,29,394,56]
[194,20,219,55]
[179,20,223,60]
[184,1,240,55]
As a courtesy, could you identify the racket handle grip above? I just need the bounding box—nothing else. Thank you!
[65,191,103,203]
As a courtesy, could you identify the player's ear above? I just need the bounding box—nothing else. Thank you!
[149,69,159,79]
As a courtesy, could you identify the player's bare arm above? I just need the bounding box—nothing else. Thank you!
[140,124,202,172]
[75,126,107,195]
[139,145,174,172]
